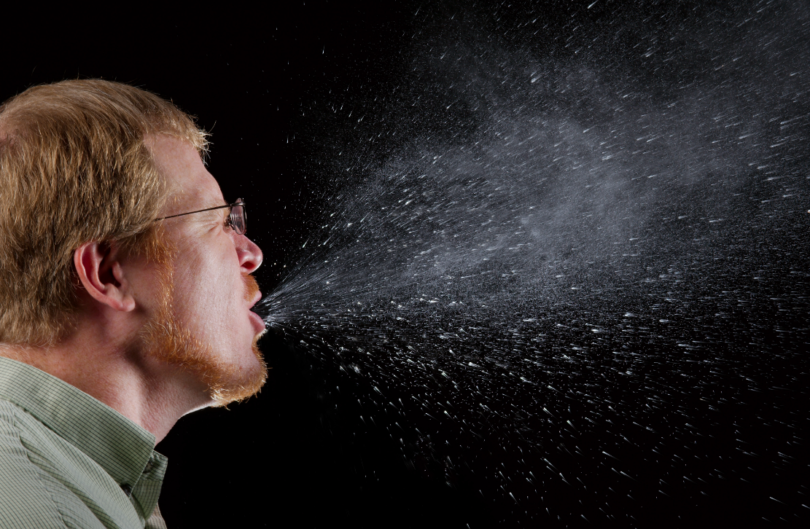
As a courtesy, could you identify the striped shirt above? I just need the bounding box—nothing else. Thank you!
[0,356,169,528]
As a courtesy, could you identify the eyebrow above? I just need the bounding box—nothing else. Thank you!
[157,201,229,220]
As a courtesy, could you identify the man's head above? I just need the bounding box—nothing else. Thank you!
[0,80,267,406]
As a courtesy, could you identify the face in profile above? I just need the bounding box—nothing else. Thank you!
[139,135,268,407]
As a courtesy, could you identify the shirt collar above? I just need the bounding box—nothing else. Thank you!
[0,356,156,489]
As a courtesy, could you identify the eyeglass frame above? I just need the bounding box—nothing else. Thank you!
[154,198,247,235]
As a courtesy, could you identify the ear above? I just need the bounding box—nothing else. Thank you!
[73,241,136,312]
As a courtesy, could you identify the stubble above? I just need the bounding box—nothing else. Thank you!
[139,260,267,407]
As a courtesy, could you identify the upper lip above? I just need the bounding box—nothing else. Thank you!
[249,292,262,310]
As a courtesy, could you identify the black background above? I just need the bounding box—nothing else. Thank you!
[2,1,808,528]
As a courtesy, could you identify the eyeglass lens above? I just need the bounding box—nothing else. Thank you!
[230,200,246,235]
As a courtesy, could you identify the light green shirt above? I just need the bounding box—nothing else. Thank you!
[0,357,169,528]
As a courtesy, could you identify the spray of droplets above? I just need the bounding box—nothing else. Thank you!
[260,2,809,526]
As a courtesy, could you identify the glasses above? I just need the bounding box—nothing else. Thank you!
[155,198,247,235]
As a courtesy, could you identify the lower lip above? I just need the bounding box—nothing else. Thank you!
[249,311,266,334]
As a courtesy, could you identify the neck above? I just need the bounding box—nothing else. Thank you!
[0,319,211,445]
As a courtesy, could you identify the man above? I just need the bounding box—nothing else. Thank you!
[0,80,267,528]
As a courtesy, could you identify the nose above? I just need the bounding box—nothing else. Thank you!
[236,234,263,274]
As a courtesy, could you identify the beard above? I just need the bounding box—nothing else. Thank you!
[139,267,268,408]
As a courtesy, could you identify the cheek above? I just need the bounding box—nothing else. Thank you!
[172,243,240,330]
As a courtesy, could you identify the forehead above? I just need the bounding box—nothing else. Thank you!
[145,134,224,216]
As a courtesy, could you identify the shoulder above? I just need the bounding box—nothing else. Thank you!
[0,400,68,528]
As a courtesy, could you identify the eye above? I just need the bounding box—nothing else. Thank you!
[221,210,233,230]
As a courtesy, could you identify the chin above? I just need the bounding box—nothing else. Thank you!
[208,336,268,408]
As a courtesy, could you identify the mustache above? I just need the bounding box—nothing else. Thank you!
[244,274,261,303]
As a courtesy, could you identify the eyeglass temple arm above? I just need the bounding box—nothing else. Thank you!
[155,201,244,221]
